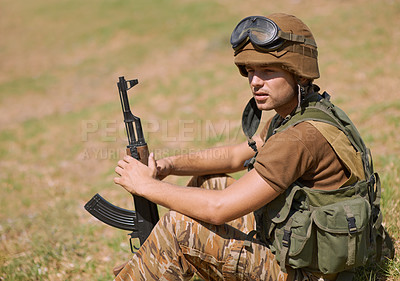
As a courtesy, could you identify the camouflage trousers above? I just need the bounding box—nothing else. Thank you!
[114,174,287,281]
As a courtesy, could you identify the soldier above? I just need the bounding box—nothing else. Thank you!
[113,13,390,281]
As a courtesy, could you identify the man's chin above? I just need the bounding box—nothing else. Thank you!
[255,101,272,111]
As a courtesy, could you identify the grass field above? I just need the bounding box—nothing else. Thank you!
[1,0,399,280]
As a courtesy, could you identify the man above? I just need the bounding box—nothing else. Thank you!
[113,13,388,281]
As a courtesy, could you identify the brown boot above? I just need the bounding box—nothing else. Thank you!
[113,262,128,277]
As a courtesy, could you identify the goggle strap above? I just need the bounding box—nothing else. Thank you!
[278,30,317,48]
[234,42,318,58]
[287,44,318,58]
[234,43,318,59]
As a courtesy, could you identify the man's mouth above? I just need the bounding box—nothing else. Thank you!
[254,93,269,101]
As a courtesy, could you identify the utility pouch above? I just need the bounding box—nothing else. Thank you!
[266,185,372,274]
[312,197,371,273]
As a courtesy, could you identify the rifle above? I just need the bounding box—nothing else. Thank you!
[85,77,160,252]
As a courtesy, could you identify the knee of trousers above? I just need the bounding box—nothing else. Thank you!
[187,174,235,190]
[157,210,194,237]
[157,210,215,248]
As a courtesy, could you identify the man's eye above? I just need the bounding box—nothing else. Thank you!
[262,68,274,73]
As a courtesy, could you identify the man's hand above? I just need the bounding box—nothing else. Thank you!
[114,153,157,196]
[154,157,174,180]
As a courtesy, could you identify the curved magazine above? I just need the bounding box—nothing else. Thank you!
[85,193,137,232]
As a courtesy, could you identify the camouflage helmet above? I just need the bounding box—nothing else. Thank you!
[233,13,320,80]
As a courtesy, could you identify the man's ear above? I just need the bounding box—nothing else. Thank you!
[298,76,312,86]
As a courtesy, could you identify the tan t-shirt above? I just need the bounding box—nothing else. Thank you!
[254,119,350,193]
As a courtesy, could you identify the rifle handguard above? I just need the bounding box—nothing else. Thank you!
[127,144,149,165]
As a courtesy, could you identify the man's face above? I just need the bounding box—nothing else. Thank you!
[245,65,298,117]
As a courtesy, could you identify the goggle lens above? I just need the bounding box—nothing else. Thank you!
[230,16,281,51]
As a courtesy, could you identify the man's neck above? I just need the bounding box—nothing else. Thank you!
[276,103,298,118]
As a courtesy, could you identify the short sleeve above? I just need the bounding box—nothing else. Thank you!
[253,124,315,193]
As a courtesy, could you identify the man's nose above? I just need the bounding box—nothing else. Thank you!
[250,73,264,88]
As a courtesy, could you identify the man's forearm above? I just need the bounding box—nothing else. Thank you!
[138,168,279,225]
[143,179,224,224]
[165,142,253,176]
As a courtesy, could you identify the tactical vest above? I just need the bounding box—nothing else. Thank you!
[244,91,394,277]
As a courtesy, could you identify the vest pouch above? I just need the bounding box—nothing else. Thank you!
[269,196,371,274]
[267,185,305,224]
[311,196,371,274]
[266,185,316,269]
[273,209,316,269]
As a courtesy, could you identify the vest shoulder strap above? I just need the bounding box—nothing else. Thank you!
[307,120,364,183]
[265,92,373,180]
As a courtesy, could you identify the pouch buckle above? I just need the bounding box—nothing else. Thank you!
[346,217,357,235]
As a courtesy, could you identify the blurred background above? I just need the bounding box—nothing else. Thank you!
[1,0,399,280]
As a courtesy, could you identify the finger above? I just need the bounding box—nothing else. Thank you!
[148,152,157,178]
[114,177,121,185]
[148,152,156,169]
[117,159,127,168]
[115,166,123,176]
[124,155,135,163]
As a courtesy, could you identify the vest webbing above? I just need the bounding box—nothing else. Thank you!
[252,92,394,277]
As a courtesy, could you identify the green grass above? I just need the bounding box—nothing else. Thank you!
[0,74,56,101]
[1,0,399,280]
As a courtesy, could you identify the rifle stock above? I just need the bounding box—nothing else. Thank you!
[85,76,159,252]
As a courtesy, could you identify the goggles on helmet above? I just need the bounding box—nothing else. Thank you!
[230,16,317,53]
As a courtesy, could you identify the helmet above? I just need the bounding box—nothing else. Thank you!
[233,13,319,80]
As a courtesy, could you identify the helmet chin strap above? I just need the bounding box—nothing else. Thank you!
[296,77,313,110]
[296,83,306,111]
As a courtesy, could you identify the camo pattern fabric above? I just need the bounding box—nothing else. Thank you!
[114,174,288,281]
